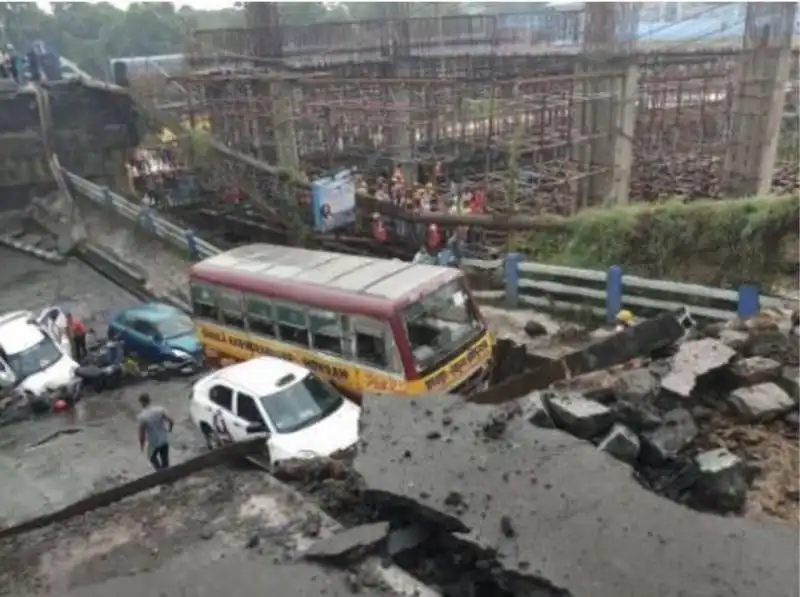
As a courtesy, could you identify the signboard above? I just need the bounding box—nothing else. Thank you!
[311,171,356,233]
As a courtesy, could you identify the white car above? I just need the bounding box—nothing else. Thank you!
[0,308,79,395]
[189,356,361,464]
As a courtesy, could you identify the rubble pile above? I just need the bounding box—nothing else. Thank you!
[545,312,799,519]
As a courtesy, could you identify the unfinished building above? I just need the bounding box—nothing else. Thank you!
[124,2,798,254]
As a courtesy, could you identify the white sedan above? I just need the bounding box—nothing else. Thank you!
[0,308,79,395]
[189,356,361,464]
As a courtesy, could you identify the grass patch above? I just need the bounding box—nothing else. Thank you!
[514,195,799,287]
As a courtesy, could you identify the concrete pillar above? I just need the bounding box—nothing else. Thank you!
[386,4,416,184]
[579,3,640,207]
[722,3,796,197]
[270,80,300,170]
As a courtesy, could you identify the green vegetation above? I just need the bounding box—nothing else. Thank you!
[515,195,799,287]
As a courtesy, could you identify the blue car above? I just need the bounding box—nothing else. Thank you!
[108,303,202,365]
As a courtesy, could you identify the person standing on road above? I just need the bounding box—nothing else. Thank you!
[66,312,87,361]
[137,393,175,471]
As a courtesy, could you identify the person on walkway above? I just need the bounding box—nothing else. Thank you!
[137,393,175,471]
[66,312,87,361]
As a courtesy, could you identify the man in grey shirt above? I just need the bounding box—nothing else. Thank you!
[137,393,175,471]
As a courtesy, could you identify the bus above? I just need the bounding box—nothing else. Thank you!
[188,243,494,396]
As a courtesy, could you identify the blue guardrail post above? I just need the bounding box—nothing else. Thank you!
[185,230,199,261]
[737,284,760,318]
[606,265,623,323]
[504,253,520,308]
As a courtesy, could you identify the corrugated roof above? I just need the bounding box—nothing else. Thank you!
[196,243,455,301]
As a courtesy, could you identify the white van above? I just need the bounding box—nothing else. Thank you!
[0,309,79,395]
[190,356,361,465]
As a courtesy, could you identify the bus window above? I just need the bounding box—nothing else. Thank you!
[350,316,390,369]
[309,310,344,356]
[245,295,276,338]
[274,302,310,346]
[402,280,482,375]
[218,290,245,329]
[191,284,218,320]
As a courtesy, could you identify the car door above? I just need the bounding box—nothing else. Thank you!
[36,307,71,357]
[231,391,270,443]
[207,384,237,445]
[127,318,161,363]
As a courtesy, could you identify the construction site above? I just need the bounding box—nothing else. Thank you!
[0,3,798,597]
[108,2,800,261]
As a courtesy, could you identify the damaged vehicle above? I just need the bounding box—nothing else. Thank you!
[0,309,79,395]
[189,356,360,464]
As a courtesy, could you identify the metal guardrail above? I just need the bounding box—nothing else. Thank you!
[64,169,791,322]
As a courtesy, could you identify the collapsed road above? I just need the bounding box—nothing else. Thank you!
[273,391,798,597]
[0,466,429,597]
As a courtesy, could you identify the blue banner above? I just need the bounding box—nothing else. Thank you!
[311,171,356,233]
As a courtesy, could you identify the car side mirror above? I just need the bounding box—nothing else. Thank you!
[246,423,268,434]
[153,333,164,344]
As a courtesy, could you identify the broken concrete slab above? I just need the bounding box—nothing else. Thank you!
[661,339,737,398]
[598,423,640,465]
[613,368,660,403]
[777,366,800,401]
[518,392,554,428]
[386,524,431,556]
[691,448,748,514]
[719,329,749,351]
[730,357,782,386]
[727,383,795,423]
[302,521,390,563]
[353,392,799,597]
[470,311,687,406]
[610,368,663,432]
[545,393,615,440]
[640,408,698,465]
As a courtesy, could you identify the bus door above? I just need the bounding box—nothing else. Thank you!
[216,289,253,364]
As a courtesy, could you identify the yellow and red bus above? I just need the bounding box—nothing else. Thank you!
[188,243,493,396]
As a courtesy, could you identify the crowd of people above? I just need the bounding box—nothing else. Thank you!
[353,163,490,265]
[0,41,55,84]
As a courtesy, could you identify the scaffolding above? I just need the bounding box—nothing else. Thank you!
[122,2,797,252]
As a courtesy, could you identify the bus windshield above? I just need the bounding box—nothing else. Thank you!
[403,280,482,374]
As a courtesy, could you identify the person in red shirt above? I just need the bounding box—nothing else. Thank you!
[66,312,87,361]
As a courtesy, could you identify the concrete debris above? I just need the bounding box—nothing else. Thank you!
[730,357,782,386]
[524,320,548,338]
[718,329,749,351]
[386,524,431,557]
[303,521,390,563]
[544,393,614,440]
[610,368,663,432]
[640,408,698,465]
[691,448,748,513]
[777,366,800,401]
[518,391,554,428]
[727,383,795,423]
[661,339,737,397]
[352,392,800,597]
[597,423,641,465]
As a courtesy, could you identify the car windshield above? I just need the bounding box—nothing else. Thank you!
[155,313,195,339]
[403,279,481,374]
[6,334,62,382]
[260,373,344,434]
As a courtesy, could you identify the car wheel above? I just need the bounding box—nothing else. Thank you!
[201,424,221,450]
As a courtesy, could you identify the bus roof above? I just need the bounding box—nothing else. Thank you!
[190,244,460,318]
